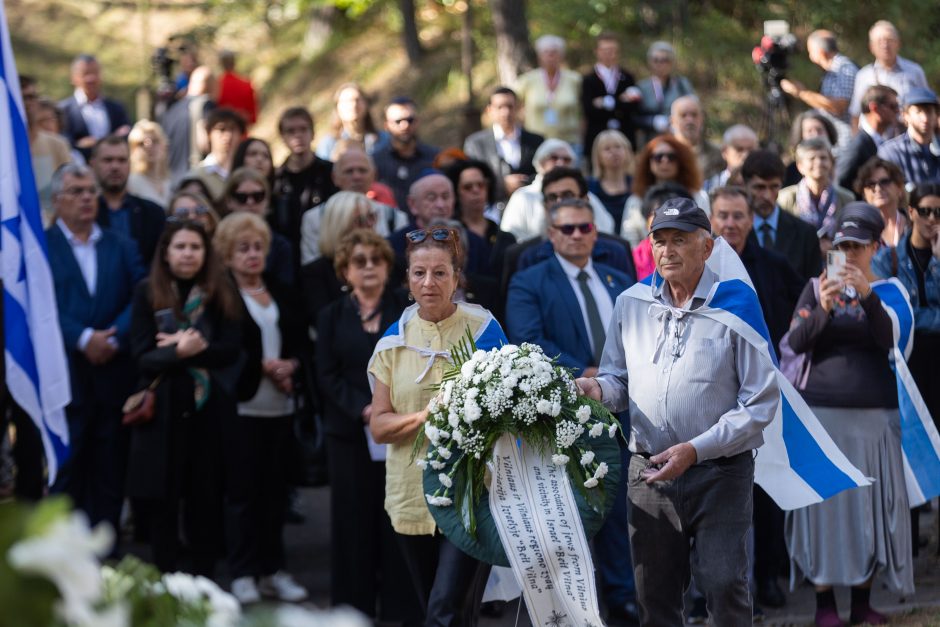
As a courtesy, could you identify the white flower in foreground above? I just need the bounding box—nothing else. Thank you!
[536,399,553,415]
[7,511,114,626]
[162,571,203,603]
[438,473,453,488]
[589,423,604,438]
[194,575,241,627]
[551,454,569,465]
[416,459,428,470]
[576,405,592,424]
[584,478,599,488]
[438,447,452,460]
[608,423,618,438]
[425,495,453,507]
[594,462,609,479]
[551,401,561,417]
[276,605,371,627]
[580,451,595,466]
[430,460,445,470]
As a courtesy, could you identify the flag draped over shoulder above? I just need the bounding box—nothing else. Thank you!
[0,0,71,483]
[872,278,940,506]
[649,237,871,510]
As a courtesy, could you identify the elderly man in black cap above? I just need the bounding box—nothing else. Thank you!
[578,197,779,626]
[878,86,940,188]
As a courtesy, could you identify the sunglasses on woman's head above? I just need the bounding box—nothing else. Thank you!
[406,227,460,256]
[172,205,210,218]
[232,190,266,204]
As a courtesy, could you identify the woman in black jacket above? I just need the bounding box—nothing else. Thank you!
[316,229,417,622]
[127,220,246,576]
[214,212,310,604]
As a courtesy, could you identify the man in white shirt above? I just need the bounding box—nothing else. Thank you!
[46,163,144,541]
[58,54,131,158]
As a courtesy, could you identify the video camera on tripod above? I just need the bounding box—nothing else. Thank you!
[752,21,797,149]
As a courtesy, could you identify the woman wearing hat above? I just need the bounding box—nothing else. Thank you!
[785,202,913,626]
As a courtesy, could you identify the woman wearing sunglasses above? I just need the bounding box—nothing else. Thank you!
[854,157,908,250]
[621,134,706,247]
[873,180,940,553]
[167,190,221,235]
[126,220,246,576]
[316,229,416,621]
[222,167,295,286]
[368,226,507,625]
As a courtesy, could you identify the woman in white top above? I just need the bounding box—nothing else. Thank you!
[214,212,309,605]
[127,120,172,208]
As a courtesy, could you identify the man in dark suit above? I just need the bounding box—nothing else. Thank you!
[581,32,637,165]
[837,85,899,194]
[742,150,822,282]
[47,163,145,536]
[507,194,638,625]
[463,87,543,203]
[59,54,131,159]
[91,136,166,266]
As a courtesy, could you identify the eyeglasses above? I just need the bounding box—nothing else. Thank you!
[406,227,460,257]
[232,190,266,204]
[545,153,573,164]
[63,185,97,197]
[651,152,678,163]
[544,189,578,204]
[551,222,594,235]
[390,116,416,126]
[350,253,385,269]
[915,205,940,219]
[651,56,672,64]
[172,205,210,218]
[863,177,895,190]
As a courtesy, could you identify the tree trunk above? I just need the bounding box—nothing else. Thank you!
[300,4,337,61]
[461,2,480,138]
[487,0,534,85]
[398,0,423,66]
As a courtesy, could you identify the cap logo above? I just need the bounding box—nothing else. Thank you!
[663,207,680,216]
[843,221,858,228]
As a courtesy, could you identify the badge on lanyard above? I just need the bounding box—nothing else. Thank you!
[397,165,409,180]
[544,107,559,128]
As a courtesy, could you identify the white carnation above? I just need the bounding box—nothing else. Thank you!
[430,460,445,470]
[416,459,428,470]
[576,405,592,424]
[589,423,604,438]
[438,473,453,488]
[425,495,453,507]
[551,401,561,417]
[594,461,609,479]
[536,399,553,415]
[580,451,595,466]
[551,454,569,465]
[438,447,452,460]
[448,412,460,429]
[608,423,619,438]
[584,478,599,488]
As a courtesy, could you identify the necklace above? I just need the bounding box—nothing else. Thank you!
[351,293,381,324]
[241,284,267,295]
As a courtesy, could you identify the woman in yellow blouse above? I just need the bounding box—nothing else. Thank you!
[515,35,583,149]
[368,226,507,625]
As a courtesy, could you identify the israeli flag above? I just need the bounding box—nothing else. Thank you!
[1,0,71,483]
[872,278,940,507]
[671,237,871,510]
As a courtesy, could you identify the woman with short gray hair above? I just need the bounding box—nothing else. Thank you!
[514,34,583,148]
[635,41,695,142]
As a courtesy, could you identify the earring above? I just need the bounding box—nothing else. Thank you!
[408,292,415,301]
[341,284,350,293]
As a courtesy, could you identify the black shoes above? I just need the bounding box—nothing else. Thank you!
[757,577,786,608]
[608,600,640,626]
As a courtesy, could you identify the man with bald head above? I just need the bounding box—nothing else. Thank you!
[781,30,858,125]
[670,95,724,181]
[299,148,409,263]
[160,65,216,184]
[849,20,927,130]
[59,54,131,157]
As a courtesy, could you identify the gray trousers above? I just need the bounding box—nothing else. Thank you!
[627,452,754,627]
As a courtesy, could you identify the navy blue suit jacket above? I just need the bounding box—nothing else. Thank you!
[58,95,130,155]
[506,255,634,375]
[46,224,145,406]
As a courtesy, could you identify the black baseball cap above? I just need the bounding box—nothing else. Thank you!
[832,202,885,245]
[649,197,712,234]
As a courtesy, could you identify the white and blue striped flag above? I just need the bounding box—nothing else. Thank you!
[676,237,871,510]
[871,277,940,507]
[1,0,71,483]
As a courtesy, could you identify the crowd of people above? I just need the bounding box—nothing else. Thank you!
[4,18,940,627]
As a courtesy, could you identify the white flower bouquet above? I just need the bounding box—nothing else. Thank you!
[415,330,622,539]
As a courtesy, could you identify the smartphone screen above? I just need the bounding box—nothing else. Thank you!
[154,308,178,334]
[826,250,845,281]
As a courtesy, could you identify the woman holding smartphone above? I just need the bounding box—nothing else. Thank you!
[126,220,249,576]
[785,203,913,626]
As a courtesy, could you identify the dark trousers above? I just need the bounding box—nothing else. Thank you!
[753,484,786,583]
[224,413,292,578]
[396,533,490,627]
[4,402,44,500]
[628,453,753,627]
[51,399,126,533]
[327,434,421,621]
[593,444,636,609]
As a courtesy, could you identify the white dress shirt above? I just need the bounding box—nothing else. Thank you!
[57,219,105,350]
[492,124,522,170]
[73,89,110,140]
[554,253,614,357]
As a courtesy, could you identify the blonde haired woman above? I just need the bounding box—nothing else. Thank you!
[588,129,635,235]
[127,120,172,208]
